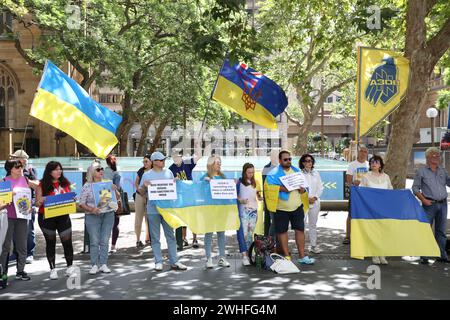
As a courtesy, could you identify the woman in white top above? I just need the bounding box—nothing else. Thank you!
[299,154,324,254]
[360,155,393,265]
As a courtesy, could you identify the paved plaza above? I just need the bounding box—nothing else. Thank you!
[0,210,449,300]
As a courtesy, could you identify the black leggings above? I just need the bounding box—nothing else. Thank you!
[38,214,74,269]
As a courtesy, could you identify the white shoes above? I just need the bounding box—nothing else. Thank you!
[372,257,381,265]
[171,261,187,270]
[310,246,322,254]
[218,257,230,267]
[49,269,58,280]
[65,266,77,277]
[242,256,251,266]
[99,265,111,273]
[89,265,99,275]
[155,263,163,271]
[205,258,214,269]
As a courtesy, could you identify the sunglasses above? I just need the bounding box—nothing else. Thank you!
[370,160,380,164]
[282,158,292,162]
[13,165,23,169]
[95,167,104,172]
[303,159,313,163]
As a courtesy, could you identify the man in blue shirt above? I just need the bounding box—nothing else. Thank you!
[169,152,200,249]
[139,151,187,271]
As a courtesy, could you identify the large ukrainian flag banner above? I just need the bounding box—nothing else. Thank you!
[350,186,440,259]
[155,180,240,234]
[355,47,410,139]
[30,60,122,158]
[211,59,288,129]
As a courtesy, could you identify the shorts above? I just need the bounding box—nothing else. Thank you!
[274,206,305,234]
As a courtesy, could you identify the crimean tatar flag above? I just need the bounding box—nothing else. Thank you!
[350,186,440,259]
[155,180,240,234]
[355,47,410,138]
[30,60,122,158]
[211,59,288,129]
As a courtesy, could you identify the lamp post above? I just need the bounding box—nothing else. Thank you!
[426,107,438,146]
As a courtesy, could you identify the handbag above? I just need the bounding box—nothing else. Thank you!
[269,253,300,274]
[115,188,130,216]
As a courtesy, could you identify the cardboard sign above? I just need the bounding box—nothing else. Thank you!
[148,180,177,200]
[13,187,32,220]
[0,181,12,205]
[44,192,77,219]
[279,172,309,191]
[92,181,118,213]
[210,179,237,199]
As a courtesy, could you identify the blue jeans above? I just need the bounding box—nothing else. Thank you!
[423,202,448,260]
[148,214,178,265]
[85,211,115,266]
[204,232,225,259]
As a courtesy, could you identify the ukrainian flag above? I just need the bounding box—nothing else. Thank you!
[212,59,288,129]
[155,180,240,234]
[350,186,440,259]
[30,60,122,158]
[355,47,410,139]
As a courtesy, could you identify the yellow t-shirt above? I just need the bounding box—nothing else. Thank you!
[276,168,302,212]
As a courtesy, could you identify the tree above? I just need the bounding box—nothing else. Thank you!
[384,0,450,188]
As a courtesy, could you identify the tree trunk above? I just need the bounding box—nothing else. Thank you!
[294,119,313,155]
[148,120,168,154]
[136,116,156,156]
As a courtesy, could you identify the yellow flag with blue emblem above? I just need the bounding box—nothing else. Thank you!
[355,47,410,138]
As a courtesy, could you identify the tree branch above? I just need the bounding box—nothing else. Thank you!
[427,17,450,67]
[284,111,302,127]
[425,0,438,16]
[14,37,44,70]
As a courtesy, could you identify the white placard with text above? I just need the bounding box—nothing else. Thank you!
[210,179,237,199]
[279,172,309,192]
[148,180,177,200]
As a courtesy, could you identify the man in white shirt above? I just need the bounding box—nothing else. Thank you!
[343,145,369,245]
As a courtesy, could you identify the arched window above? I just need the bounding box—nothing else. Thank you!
[0,66,17,128]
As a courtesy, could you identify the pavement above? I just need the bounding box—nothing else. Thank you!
[0,210,449,300]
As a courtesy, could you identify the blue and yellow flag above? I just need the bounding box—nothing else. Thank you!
[355,47,410,139]
[155,180,240,234]
[30,60,122,158]
[350,186,440,259]
[211,59,288,129]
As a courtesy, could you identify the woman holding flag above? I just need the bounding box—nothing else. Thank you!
[36,161,76,280]
[202,155,231,269]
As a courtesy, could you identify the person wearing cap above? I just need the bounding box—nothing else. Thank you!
[412,147,450,264]
[9,150,38,264]
[138,151,187,271]
[343,145,369,245]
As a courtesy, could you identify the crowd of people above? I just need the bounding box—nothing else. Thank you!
[0,145,448,289]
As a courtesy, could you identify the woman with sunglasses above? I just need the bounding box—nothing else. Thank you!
[0,160,38,285]
[134,154,152,248]
[35,161,76,280]
[299,154,324,254]
[104,155,121,253]
[79,161,117,275]
[361,155,393,265]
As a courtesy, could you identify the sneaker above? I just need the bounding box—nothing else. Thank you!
[109,248,117,254]
[285,255,292,261]
[372,257,381,265]
[298,256,315,265]
[89,265,99,275]
[218,257,230,267]
[420,258,430,265]
[171,261,187,270]
[380,256,388,265]
[25,256,34,264]
[65,266,77,277]
[155,263,163,271]
[99,265,111,273]
[242,256,251,266]
[136,241,145,248]
[16,271,31,281]
[342,238,350,245]
[205,258,214,269]
[310,246,322,254]
[49,269,58,280]
[192,239,199,249]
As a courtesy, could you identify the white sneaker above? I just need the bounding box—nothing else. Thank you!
[380,256,388,265]
[25,256,34,264]
[89,265,99,275]
[242,256,251,266]
[205,258,214,269]
[99,265,111,273]
[310,246,322,254]
[372,257,381,265]
[218,257,230,267]
[155,263,163,271]
[49,269,58,280]
[171,261,187,270]
[65,266,77,277]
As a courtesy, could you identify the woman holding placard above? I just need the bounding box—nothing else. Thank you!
[0,159,37,285]
[79,161,117,275]
[202,155,230,269]
[36,161,76,280]
[237,163,262,266]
